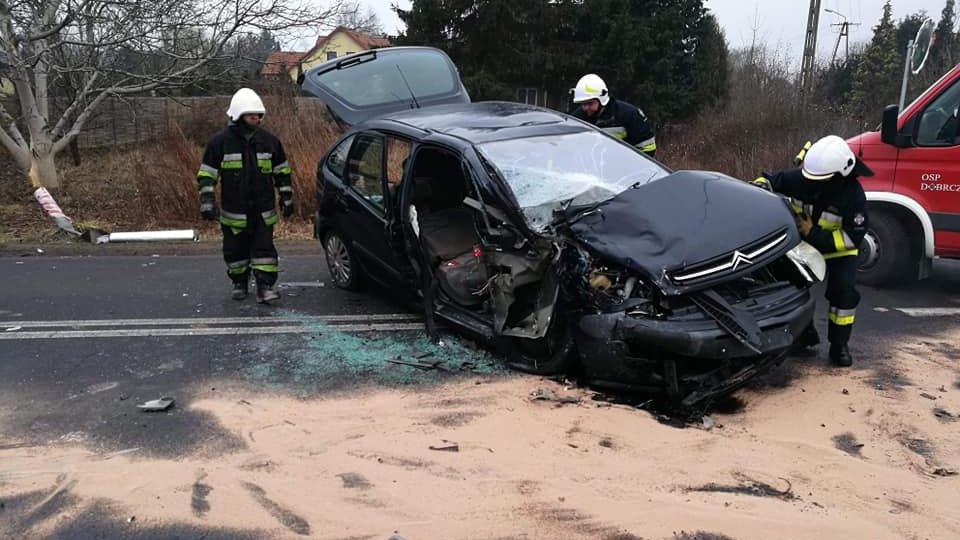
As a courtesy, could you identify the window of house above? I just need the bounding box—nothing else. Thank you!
[517,88,538,105]
[326,51,337,61]
[346,135,385,212]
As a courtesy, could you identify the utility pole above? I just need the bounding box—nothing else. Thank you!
[825,8,860,65]
[800,0,821,94]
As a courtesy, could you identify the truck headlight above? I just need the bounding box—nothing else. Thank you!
[786,241,826,283]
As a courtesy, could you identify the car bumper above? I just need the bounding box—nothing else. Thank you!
[574,284,815,406]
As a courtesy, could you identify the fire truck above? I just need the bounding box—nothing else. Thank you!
[848,22,960,287]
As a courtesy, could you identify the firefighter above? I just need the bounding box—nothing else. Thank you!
[196,88,293,303]
[753,135,871,367]
[569,73,657,157]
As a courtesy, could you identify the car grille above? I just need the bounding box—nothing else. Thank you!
[669,229,789,285]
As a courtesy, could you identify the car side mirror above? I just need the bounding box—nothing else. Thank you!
[880,105,913,147]
[880,104,899,146]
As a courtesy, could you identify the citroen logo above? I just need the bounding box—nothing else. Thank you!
[730,250,753,272]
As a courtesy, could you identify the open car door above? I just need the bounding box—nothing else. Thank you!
[299,46,471,126]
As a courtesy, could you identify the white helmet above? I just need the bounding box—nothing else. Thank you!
[571,73,610,106]
[226,88,266,122]
[801,134,873,181]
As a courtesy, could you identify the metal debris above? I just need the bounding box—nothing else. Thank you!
[529,388,581,405]
[920,392,938,400]
[428,440,459,452]
[933,468,958,477]
[137,397,174,412]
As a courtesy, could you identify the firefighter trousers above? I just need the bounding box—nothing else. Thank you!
[221,209,278,287]
[824,255,859,347]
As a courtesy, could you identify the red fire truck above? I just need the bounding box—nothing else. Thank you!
[848,61,960,287]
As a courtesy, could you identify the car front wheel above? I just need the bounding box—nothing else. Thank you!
[506,310,575,375]
[324,231,364,290]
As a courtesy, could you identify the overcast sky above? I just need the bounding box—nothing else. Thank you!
[327,0,947,69]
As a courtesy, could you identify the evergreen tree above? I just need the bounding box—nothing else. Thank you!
[847,1,902,117]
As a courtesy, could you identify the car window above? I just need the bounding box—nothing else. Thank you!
[917,80,960,146]
[325,135,355,179]
[386,137,412,199]
[346,135,386,212]
[477,131,669,232]
[311,49,458,109]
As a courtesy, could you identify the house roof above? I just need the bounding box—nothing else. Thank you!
[307,26,390,57]
[260,27,390,78]
[260,51,308,76]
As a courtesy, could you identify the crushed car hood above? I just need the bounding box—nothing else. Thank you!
[568,170,799,294]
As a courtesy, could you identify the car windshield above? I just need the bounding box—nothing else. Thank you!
[476,131,669,232]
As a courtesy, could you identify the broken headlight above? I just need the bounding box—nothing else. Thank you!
[786,240,826,283]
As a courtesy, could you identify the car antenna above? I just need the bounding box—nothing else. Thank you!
[396,64,420,109]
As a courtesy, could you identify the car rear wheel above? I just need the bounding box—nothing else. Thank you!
[857,210,913,287]
[324,231,364,290]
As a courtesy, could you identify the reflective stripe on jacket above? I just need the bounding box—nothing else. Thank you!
[195,124,291,228]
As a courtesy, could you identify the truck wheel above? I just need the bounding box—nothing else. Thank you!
[857,211,913,287]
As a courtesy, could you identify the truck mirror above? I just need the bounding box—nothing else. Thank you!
[881,105,899,146]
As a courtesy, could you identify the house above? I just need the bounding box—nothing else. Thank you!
[260,27,391,82]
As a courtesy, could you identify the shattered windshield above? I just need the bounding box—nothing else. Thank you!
[477,131,668,232]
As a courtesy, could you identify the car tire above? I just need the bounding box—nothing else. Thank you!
[324,231,364,290]
[857,210,913,287]
[506,311,576,375]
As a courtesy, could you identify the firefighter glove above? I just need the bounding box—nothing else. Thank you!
[280,193,294,218]
[796,213,813,237]
[199,193,217,221]
[751,176,773,191]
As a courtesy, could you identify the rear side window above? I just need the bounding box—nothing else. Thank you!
[311,49,459,109]
[917,80,960,146]
[325,135,354,179]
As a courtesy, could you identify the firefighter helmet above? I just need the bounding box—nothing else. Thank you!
[226,88,266,121]
[571,74,610,106]
[801,135,874,181]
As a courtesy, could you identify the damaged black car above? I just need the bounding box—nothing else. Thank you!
[301,46,826,407]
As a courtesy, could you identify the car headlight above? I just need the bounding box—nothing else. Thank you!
[786,240,826,283]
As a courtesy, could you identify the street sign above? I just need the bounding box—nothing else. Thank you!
[912,18,935,74]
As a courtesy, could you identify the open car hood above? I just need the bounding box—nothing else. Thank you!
[568,170,799,295]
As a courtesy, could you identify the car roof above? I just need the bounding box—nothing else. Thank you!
[367,101,593,145]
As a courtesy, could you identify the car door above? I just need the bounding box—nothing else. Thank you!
[897,78,960,253]
[299,46,470,126]
[335,132,404,281]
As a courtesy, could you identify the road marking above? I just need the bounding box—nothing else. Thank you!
[0,313,421,329]
[894,307,960,317]
[0,322,426,340]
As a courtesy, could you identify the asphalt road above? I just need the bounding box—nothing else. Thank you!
[1,249,959,537]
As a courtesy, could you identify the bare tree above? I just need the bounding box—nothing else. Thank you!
[0,0,344,188]
[337,1,383,35]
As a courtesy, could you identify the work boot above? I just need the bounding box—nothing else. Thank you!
[256,283,280,304]
[829,344,853,367]
[790,324,820,357]
[231,281,248,301]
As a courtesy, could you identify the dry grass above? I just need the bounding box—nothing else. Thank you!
[1,48,871,247]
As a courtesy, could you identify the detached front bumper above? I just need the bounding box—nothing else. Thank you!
[575,283,815,406]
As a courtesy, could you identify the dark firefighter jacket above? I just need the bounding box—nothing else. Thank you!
[757,168,868,259]
[572,98,657,154]
[196,124,292,229]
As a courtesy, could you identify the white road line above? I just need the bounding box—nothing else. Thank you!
[0,322,426,340]
[0,313,420,329]
[894,307,960,317]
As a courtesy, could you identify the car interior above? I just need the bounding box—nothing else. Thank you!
[405,148,489,307]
